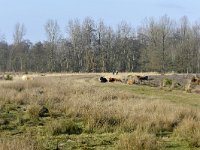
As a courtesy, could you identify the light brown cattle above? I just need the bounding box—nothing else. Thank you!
[22,75,34,81]
[109,77,122,82]
[127,79,135,85]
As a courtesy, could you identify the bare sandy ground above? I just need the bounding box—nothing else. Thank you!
[0,72,198,86]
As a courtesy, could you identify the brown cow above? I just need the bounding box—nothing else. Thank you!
[109,77,122,82]
[191,76,200,85]
[127,79,135,85]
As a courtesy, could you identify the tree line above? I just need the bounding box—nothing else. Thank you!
[0,15,200,73]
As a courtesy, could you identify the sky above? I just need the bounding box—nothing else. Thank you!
[0,0,200,43]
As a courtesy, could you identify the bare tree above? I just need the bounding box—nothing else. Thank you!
[13,23,26,45]
[189,22,200,73]
[45,20,61,44]
[140,18,162,71]
[1,16,200,73]
[82,17,95,72]
[0,30,6,42]
[176,16,192,73]
[158,15,173,72]
[44,19,61,71]
[67,19,83,71]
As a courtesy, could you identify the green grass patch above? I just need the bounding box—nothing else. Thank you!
[105,83,200,107]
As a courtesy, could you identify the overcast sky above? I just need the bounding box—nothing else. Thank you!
[0,0,200,43]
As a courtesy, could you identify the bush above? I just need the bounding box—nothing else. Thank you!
[4,74,13,80]
[48,120,82,135]
[162,78,172,87]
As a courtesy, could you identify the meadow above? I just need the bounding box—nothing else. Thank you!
[0,73,200,150]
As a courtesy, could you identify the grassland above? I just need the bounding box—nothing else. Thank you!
[0,73,200,150]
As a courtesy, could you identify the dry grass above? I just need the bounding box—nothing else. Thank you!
[27,103,41,119]
[117,129,162,150]
[0,138,38,150]
[0,74,200,149]
[174,117,200,148]
[47,119,82,135]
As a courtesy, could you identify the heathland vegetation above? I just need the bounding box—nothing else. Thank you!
[0,74,200,149]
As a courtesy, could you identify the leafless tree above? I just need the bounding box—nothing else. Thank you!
[13,23,26,45]
[44,20,61,71]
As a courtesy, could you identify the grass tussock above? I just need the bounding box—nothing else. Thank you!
[174,117,200,148]
[27,103,41,119]
[47,120,82,135]
[117,129,162,150]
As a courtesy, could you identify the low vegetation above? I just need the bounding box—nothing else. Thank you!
[117,130,161,150]
[0,74,200,149]
[4,74,13,81]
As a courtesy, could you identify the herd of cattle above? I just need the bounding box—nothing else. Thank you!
[99,74,200,93]
[0,72,200,93]
[100,75,149,84]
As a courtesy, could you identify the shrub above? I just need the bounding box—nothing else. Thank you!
[162,78,172,87]
[4,74,13,80]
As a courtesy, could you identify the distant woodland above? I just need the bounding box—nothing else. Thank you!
[0,15,200,73]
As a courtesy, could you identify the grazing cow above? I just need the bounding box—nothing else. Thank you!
[127,79,135,85]
[109,77,115,82]
[109,77,122,82]
[137,75,148,81]
[112,70,115,75]
[185,76,200,93]
[112,70,119,75]
[100,77,108,83]
[191,76,200,85]
[22,75,33,81]
[39,106,49,117]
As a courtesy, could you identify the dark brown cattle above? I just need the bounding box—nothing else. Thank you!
[109,78,115,82]
[100,77,108,83]
[39,106,49,117]
[137,75,148,81]
[191,76,200,85]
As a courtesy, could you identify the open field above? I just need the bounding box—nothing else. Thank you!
[0,73,200,150]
